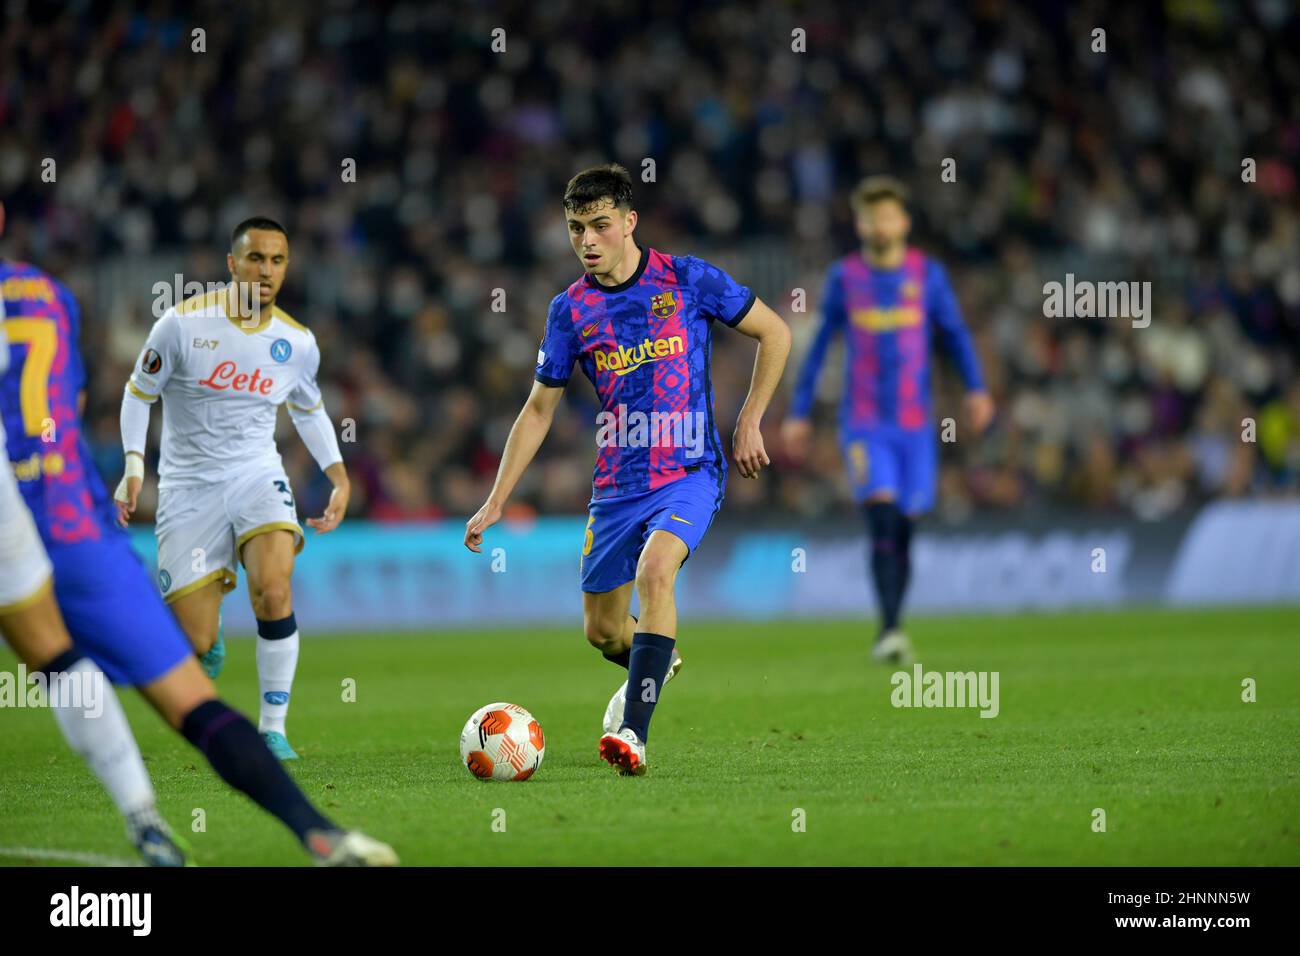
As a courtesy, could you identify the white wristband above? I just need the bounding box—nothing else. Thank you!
[114,454,145,504]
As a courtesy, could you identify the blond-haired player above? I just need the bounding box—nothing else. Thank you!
[116,217,349,759]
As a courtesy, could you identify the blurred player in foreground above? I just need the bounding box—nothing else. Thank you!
[0,204,395,865]
[116,217,349,760]
[783,176,994,663]
[0,291,191,865]
[466,164,791,775]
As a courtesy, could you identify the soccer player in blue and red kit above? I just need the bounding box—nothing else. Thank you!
[465,164,791,775]
[0,202,395,865]
[782,176,995,664]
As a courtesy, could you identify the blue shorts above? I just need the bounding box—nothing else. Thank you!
[841,425,937,514]
[580,470,724,593]
[49,535,193,687]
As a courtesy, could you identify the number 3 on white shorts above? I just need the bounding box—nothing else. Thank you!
[273,479,295,508]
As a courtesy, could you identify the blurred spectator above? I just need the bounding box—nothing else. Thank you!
[1,0,1296,523]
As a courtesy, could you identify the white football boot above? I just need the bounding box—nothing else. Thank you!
[598,726,647,776]
[871,629,915,665]
[307,829,399,867]
[602,647,683,735]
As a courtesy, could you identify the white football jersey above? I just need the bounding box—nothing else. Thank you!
[129,289,326,488]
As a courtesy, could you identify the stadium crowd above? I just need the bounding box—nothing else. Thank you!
[1,0,1297,524]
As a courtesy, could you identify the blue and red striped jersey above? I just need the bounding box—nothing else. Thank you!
[536,246,755,501]
[790,247,983,431]
[1,261,119,544]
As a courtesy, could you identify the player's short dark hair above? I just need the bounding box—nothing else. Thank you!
[850,175,909,212]
[563,164,634,215]
[231,216,288,248]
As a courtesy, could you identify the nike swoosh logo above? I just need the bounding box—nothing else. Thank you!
[582,323,599,337]
[669,514,693,525]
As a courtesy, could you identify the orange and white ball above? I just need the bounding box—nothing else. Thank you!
[459,702,545,781]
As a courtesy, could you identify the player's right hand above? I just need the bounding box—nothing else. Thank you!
[114,476,141,527]
[114,454,145,527]
[781,418,812,464]
[964,390,996,436]
[464,500,503,553]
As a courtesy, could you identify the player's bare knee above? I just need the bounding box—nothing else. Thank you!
[634,558,676,603]
[582,614,622,651]
[249,578,292,619]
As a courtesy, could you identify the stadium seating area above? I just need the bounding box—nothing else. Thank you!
[1,1,1297,522]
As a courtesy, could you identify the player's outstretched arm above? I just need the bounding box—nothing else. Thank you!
[288,396,348,533]
[465,381,564,553]
[731,298,792,479]
[115,389,153,527]
[116,310,179,526]
[929,261,995,436]
[782,264,846,462]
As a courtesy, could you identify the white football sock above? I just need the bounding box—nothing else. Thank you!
[49,658,156,818]
[256,630,299,735]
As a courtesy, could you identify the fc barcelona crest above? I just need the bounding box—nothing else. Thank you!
[650,290,678,319]
[902,280,921,301]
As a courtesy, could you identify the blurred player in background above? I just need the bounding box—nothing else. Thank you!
[0,202,395,865]
[466,164,791,775]
[116,218,348,760]
[782,176,994,664]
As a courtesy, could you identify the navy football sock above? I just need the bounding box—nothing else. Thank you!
[896,513,914,624]
[619,632,675,743]
[866,502,905,633]
[180,699,333,843]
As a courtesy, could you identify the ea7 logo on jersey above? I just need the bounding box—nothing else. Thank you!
[140,349,162,374]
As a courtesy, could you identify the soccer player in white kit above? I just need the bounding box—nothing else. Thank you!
[116,217,349,760]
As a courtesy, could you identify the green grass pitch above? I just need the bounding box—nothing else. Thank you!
[1,606,1297,866]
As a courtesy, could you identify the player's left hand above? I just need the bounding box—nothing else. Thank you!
[965,390,996,436]
[307,482,349,534]
[464,499,503,553]
[732,417,771,479]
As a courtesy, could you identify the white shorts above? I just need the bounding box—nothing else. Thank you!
[155,465,303,604]
[0,457,54,612]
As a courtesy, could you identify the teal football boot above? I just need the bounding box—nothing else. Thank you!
[261,730,299,761]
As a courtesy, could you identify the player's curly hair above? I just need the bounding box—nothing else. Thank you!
[563,164,634,215]
[850,175,909,212]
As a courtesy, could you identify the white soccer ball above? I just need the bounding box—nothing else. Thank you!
[459,702,545,781]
